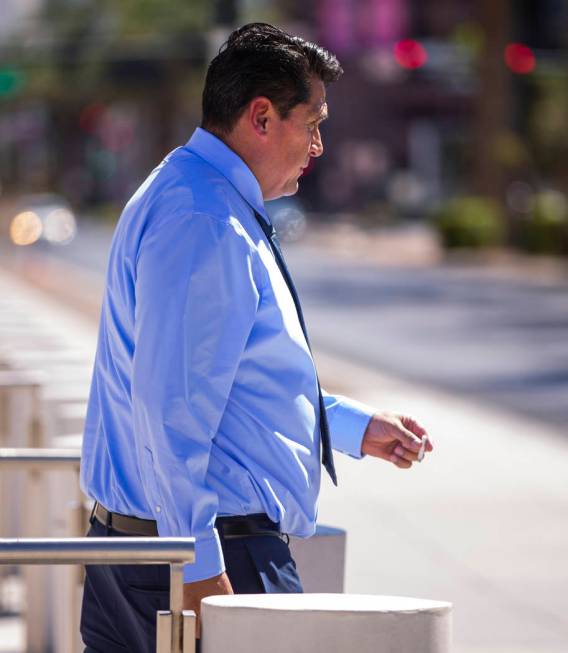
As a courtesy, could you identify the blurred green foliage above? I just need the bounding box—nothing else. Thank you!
[529,75,568,179]
[109,0,210,35]
[519,191,568,254]
[44,0,211,39]
[17,0,211,99]
[433,196,505,249]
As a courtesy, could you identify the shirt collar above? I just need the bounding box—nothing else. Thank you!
[184,127,270,224]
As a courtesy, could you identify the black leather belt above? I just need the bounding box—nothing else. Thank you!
[216,514,283,540]
[92,502,284,540]
[92,503,158,536]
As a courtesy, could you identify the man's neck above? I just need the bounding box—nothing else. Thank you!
[210,127,271,200]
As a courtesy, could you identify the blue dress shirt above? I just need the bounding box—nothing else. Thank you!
[81,127,374,582]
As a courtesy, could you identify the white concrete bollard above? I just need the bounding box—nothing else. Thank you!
[201,594,452,653]
[290,525,346,593]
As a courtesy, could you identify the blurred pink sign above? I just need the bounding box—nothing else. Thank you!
[317,0,409,53]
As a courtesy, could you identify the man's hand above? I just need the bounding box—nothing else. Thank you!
[361,412,433,468]
[183,571,233,638]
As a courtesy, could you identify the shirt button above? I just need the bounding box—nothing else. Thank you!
[155,506,161,513]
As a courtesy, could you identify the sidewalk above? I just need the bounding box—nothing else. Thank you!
[316,351,568,653]
[305,221,568,286]
[1,244,567,652]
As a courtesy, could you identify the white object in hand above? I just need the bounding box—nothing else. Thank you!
[417,436,427,462]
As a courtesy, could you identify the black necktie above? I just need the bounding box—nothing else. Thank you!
[254,211,337,486]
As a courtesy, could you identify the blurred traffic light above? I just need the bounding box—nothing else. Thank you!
[504,43,536,74]
[79,103,106,134]
[0,68,25,98]
[393,39,428,70]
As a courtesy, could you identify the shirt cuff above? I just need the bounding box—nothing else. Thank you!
[326,395,375,459]
[182,529,225,583]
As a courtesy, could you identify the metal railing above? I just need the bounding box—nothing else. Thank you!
[0,448,83,530]
[0,537,196,653]
[0,447,86,653]
[0,449,197,653]
[0,447,81,470]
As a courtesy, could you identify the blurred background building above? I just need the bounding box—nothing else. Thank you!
[0,0,567,253]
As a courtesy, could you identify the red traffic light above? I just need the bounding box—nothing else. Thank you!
[79,103,106,134]
[504,43,536,74]
[393,40,428,70]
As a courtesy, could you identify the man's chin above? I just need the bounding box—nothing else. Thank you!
[282,181,300,197]
[266,181,300,202]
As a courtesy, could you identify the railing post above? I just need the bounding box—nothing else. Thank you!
[182,611,197,653]
[0,374,44,605]
[157,611,173,653]
[157,607,197,653]
[170,562,185,653]
[65,479,87,653]
[25,387,51,653]
[0,537,195,652]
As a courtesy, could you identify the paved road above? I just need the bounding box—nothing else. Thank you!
[287,244,568,431]
[26,219,568,432]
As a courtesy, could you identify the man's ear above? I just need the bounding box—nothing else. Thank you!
[248,97,273,136]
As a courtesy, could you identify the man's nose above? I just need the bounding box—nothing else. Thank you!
[309,128,324,158]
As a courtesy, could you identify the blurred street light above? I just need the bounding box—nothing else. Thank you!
[8,195,77,247]
[9,210,42,246]
[43,207,77,245]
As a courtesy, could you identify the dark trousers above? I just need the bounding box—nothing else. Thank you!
[80,518,303,653]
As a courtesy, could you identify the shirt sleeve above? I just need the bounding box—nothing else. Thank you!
[132,212,260,583]
[322,390,375,459]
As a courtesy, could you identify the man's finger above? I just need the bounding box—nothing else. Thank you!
[400,415,428,438]
[397,424,423,451]
[394,445,419,463]
[389,453,412,469]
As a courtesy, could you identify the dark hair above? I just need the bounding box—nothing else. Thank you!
[201,23,343,135]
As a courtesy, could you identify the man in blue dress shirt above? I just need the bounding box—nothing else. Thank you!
[80,22,432,652]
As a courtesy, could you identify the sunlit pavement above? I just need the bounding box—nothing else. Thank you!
[316,352,568,653]
[0,222,567,652]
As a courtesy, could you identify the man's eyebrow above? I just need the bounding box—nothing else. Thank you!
[311,103,328,121]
